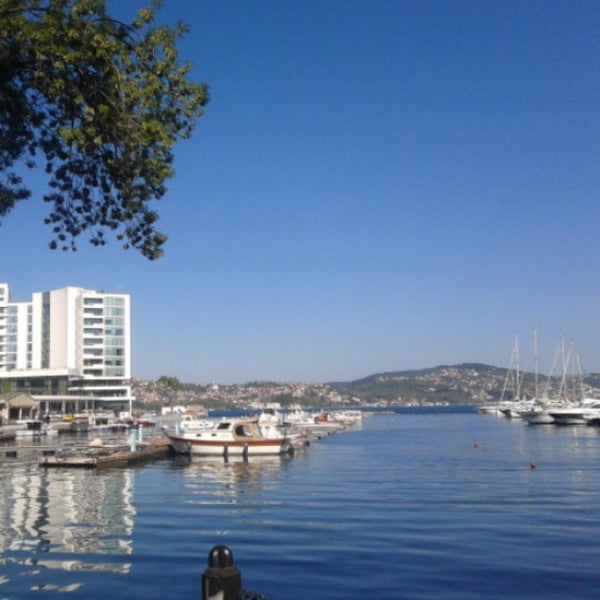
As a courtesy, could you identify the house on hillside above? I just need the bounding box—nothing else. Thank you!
[0,393,39,423]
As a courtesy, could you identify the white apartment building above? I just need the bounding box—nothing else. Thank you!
[0,283,132,414]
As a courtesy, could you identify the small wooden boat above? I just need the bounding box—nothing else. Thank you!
[164,418,295,458]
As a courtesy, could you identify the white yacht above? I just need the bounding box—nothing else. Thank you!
[548,399,600,425]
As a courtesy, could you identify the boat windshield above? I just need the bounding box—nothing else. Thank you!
[235,424,253,437]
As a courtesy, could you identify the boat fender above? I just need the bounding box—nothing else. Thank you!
[282,442,294,456]
[242,444,249,460]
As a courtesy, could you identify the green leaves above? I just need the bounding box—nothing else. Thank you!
[157,375,181,390]
[0,0,208,259]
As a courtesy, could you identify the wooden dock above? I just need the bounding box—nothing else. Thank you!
[38,437,172,469]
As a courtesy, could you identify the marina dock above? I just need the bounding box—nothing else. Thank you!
[38,437,172,468]
[1,436,172,468]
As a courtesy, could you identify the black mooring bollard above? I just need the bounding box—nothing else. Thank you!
[202,545,242,600]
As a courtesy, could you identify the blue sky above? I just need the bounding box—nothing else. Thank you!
[2,0,600,384]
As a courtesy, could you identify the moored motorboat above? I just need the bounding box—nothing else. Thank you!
[312,412,346,432]
[15,419,57,437]
[177,414,215,431]
[330,410,364,424]
[164,417,295,458]
[548,399,600,425]
[523,408,556,425]
[257,410,309,448]
[499,400,537,419]
[284,409,346,438]
[477,404,502,416]
[69,416,90,432]
[522,398,570,425]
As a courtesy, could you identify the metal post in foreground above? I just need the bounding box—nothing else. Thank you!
[202,545,242,600]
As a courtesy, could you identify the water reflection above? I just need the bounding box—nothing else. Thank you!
[0,458,136,593]
[174,454,294,503]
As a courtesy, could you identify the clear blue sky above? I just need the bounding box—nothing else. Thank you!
[2,0,600,384]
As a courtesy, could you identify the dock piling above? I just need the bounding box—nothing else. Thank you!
[201,545,265,600]
[129,430,137,452]
[202,545,242,600]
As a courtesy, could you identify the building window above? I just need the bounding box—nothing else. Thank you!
[105,297,125,307]
[42,291,50,368]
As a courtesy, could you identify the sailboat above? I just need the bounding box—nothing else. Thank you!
[522,332,562,425]
[547,345,600,425]
[478,336,522,416]
[498,336,536,418]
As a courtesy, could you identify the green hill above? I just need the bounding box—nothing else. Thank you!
[328,363,600,405]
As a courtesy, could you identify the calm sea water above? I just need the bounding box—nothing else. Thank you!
[2,407,600,599]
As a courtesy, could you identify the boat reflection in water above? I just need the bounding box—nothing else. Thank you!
[173,453,295,506]
[0,459,135,592]
[171,455,295,545]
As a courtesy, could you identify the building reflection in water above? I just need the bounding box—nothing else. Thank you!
[0,460,136,582]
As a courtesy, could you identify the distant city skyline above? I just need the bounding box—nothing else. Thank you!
[2,1,599,384]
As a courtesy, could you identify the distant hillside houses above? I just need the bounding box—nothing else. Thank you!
[131,363,600,411]
[131,378,356,411]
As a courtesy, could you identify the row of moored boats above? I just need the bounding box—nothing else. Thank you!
[162,408,365,458]
[2,413,148,440]
[478,398,600,426]
[478,335,600,426]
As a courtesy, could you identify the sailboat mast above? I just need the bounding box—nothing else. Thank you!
[515,335,521,400]
[534,329,539,400]
[557,336,570,402]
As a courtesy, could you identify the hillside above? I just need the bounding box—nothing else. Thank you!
[132,363,600,409]
[328,363,600,406]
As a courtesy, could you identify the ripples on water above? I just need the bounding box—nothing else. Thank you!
[2,410,600,598]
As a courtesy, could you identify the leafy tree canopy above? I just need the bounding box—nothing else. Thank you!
[0,0,208,259]
[157,375,181,389]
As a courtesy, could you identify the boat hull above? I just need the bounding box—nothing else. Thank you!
[167,434,294,457]
[549,414,589,425]
[524,412,555,425]
[547,409,600,425]
[477,406,500,416]
[551,417,588,425]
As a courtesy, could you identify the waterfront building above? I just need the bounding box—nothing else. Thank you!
[0,283,132,415]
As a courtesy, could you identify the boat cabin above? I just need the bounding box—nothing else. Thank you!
[216,420,262,439]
